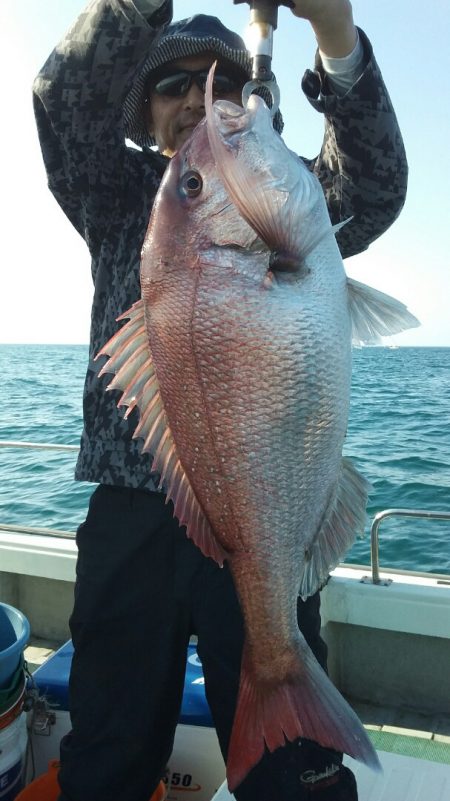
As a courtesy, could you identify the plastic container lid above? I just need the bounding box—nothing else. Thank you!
[0,604,30,688]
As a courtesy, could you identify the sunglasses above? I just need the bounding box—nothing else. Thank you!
[151,67,246,98]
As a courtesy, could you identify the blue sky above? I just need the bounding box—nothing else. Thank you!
[2,0,449,345]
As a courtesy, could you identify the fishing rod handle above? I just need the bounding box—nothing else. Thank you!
[233,0,294,30]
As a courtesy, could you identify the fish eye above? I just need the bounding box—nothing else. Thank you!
[180,170,203,198]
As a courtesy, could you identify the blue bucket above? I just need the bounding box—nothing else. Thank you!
[0,604,30,688]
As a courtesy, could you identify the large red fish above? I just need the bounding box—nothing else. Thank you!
[97,69,418,790]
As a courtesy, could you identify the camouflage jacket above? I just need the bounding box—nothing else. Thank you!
[33,1,408,491]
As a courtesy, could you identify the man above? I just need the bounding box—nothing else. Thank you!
[33,1,407,799]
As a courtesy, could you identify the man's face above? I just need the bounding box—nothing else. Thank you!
[145,54,245,157]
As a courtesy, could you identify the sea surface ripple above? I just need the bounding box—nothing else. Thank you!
[0,345,449,575]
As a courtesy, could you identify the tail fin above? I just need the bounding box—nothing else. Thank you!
[226,642,380,792]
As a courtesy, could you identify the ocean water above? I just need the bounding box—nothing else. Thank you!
[0,345,449,575]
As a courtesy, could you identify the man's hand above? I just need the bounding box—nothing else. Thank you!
[289,1,357,57]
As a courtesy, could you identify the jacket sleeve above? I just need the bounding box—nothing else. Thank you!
[302,29,408,259]
[32,0,171,258]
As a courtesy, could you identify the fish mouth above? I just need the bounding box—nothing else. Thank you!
[205,66,291,253]
[205,64,331,265]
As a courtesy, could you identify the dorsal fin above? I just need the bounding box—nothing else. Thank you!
[95,300,228,566]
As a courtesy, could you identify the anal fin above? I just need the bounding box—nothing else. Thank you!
[298,458,371,599]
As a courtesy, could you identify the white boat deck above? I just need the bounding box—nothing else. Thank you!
[350,694,450,739]
[19,553,450,801]
[349,753,450,801]
[4,443,450,799]
[212,751,450,801]
[25,638,450,801]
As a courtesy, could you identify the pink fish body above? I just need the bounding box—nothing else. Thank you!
[97,72,418,790]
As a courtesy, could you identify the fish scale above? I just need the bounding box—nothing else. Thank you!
[96,70,419,791]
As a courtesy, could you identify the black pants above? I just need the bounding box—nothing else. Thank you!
[58,485,357,801]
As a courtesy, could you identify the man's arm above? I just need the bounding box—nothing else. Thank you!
[32,0,172,253]
[290,0,408,258]
[291,0,357,57]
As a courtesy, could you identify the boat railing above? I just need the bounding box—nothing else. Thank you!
[370,508,450,586]
[1,441,450,583]
[0,440,79,453]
